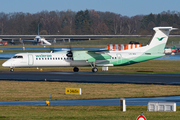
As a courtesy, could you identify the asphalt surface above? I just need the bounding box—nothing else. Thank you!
[0,71,180,85]
[0,96,180,106]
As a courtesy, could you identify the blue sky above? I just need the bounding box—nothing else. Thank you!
[1,0,179,16]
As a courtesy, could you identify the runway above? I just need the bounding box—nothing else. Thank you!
[0,71,180,85]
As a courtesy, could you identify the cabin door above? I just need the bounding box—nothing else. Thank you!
[28,54,34,66]
[116,54,122,64]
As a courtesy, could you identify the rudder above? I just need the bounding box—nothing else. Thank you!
[148,27,177,53]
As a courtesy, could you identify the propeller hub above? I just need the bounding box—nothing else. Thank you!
[66,51,73,57]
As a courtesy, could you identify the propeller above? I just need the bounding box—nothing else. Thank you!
[49,41,73,57]
[66,44,73,57]
[66,50,73,57]
[49,42,55,53]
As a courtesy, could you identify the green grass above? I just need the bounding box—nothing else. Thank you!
[0,81,180,101]
[0,80,179,119]
[0,105,179,120]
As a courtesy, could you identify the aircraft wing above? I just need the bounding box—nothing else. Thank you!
[46,38,67,41]
[73,49,111,62]
[3,38,36,43]
[2,38,23,44]
[2,38,21,41]
[45,38,72,43]
[21,39,35,41]
[87,49,109,53]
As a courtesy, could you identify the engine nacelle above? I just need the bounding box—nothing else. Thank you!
[66,51,73,57]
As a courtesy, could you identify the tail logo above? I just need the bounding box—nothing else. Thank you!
[157,37,165,41]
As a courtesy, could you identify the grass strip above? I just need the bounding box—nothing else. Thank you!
[0,81,180,101]
[0,105,179,120]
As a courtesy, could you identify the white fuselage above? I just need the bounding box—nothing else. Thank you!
[2,49,145,68]
[2,52,90,68]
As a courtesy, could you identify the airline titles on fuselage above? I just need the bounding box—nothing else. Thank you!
[35,54,73,61]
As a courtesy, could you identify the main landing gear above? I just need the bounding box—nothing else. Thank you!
[10,68,14,72]
[90,62,98,73]
[92,67,98,73]
[73,67,79,72]
[73,65,98,73]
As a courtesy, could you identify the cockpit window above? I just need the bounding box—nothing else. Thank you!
[17,56,23,58]
[12,56,17,58]
[12,56,23,58]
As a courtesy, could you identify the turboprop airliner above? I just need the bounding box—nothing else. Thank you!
[2,27,177,72]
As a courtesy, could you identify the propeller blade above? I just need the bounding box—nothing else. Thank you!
[49,45,55,53]
[66,44,73,57]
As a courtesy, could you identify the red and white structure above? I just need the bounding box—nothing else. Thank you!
[136,115,146,120]
[107,44,142,51]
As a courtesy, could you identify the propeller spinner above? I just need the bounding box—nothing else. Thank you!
[66,50,73,57]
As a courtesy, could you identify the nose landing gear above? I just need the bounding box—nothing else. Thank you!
[10,68,14,72]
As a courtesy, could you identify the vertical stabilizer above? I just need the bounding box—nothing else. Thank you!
[148,27,177,53]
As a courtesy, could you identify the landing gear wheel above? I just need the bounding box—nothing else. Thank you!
[92,68,98,73]
[73,67,79,72]
[10,68,14,72]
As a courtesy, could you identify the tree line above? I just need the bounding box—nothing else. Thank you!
[0,10,180,35]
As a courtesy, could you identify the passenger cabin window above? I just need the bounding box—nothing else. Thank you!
[12,56,23,58]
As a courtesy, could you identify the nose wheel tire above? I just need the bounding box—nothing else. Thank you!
[10,68,14,72]
[92,68,98,73]
[73,67,79,72]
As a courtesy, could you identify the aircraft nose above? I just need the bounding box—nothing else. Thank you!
[2,61,10,67]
